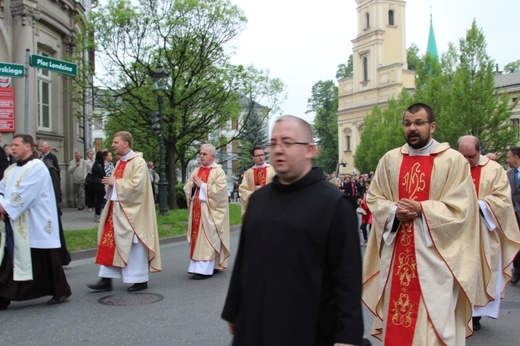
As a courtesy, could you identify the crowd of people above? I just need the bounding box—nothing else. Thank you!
[2,104,520,346]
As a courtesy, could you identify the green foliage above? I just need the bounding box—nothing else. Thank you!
[354,92,412,173]
[307,80,339,173]
[356,20,518,169]
[235,105,269,178]
[64,204,242,251]
[75,0,285,209]
[175,184,188,209]
[407,44,421,71]
[336,55,353,79]
[504,60,520,73]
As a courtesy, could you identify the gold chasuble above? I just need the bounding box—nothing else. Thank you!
[470,158,520,308]
[363,142,480,346]
[385,156,434,345]
[239,164,276,217]
[184,162,230,269]
[94,152,161,272]
[96,161,128,266]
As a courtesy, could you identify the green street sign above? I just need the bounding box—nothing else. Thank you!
[31,54,77,76]
[0,62,25,78]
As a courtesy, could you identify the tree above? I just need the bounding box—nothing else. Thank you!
[235,102,270,181]
[407,43,421,71]
[306,80,339,173]
[76,0,285,210]
[355,20,517,169]
[354,91,413,173]
[504,60,520,73]
[336,55,353,79]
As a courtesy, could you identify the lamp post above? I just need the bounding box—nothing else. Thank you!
[151,65,169,215]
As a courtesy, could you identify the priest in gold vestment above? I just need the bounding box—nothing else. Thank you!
[457,135,520,331]
[88,131,161,293]
[184,144,230,280]
[239,146,276,218]
[363,103,481,345]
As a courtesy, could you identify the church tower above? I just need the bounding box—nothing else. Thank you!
[336,0,415,174]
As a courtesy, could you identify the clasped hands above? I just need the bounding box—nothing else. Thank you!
[395,198,421,222]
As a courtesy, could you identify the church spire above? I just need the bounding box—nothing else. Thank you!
[427,8,439,61]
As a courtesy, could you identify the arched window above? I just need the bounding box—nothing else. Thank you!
[363,57,368,81]
[365,12,370,29]
[388,10,395,25]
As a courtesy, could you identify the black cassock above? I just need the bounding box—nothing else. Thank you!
[222,168,363,346]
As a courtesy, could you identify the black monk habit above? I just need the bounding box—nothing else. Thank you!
[222,167,363,346]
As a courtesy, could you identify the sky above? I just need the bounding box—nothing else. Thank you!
[229,0,519,127]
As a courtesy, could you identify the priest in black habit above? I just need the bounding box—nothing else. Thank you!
[222,116,364,346]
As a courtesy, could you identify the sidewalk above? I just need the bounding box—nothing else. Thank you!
[61,207,99,231]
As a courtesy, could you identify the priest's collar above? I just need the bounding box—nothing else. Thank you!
[17,154,37,166]
[408,139,438,156]
[254,163,267,168]
[120,150,134,161]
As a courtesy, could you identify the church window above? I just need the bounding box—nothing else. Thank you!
[346,135,351,152]
[388,10,395,25]
[363,57,369,81]
[365,12,370,29]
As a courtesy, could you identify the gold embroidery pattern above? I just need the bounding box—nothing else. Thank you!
[44,220,54,234]
[390,293,414,327]
[401,162,425,201]
[10,192,23,207]
[101,211,115,248]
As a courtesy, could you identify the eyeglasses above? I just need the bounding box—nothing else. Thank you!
[265,141,309,149]
[253,154,265,158]
[402,120,432,127]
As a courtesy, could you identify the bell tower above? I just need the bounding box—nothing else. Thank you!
[337,0,415,174]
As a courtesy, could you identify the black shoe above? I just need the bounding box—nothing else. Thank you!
[472,317,481,331]
[78,207,85,210]
[47,292,71,305]
[213,269,223,275]
[512,270,520,284]
[191,273,212,280]
[87,278,112,291]
[0,297,10,310]
[127,282,148,292]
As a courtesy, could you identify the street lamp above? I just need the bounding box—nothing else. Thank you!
[151,65,169,215]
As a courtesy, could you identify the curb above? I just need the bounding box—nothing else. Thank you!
[70,224,242,262]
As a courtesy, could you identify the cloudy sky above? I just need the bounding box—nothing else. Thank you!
[229,0,519,126]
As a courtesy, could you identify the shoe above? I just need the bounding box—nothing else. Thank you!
[47,292,71,305]
[472,317,481,331]
[213,269,223,275]
[94,215,100,222]
[0,297,10,310]
[512,270,520,284]
[127,282,148,292]
[87,278,112,291]
[88,208,94,212]
[361,240,367,247]
[78,207,85,210]
[191,273,212,280]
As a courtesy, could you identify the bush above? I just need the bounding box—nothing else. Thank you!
[175,184,187,209]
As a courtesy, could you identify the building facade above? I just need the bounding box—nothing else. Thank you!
[337,0,414,175]
[0,0,90,206]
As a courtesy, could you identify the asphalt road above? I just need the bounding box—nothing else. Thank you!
[0,224,519,345]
